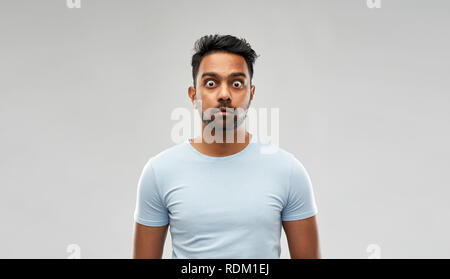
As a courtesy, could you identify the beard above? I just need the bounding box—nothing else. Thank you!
[201,100,250,132]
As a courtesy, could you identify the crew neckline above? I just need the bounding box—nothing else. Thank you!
[185,133,258,161]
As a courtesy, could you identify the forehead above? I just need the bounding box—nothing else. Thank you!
[198,51,249,78]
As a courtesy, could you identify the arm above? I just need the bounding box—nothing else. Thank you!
[133,222,169,259]
[282,215,321,259]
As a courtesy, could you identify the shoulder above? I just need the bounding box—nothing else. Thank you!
[142,140,189,172]
[253,140,305,179]
[255,140,299,165]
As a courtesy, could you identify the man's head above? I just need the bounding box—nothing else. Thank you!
[188,34,259,133]
[191,34,258,88]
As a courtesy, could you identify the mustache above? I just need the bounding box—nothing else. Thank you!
[217,104,234,109]
[203,106,236,116]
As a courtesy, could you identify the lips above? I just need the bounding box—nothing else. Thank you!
[219,107,233,112]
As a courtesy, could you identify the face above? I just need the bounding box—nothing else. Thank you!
[188,51,255,132]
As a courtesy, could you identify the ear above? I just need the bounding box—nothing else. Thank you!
[250,84,255,101]
[248,84,255,106]
[188,86,197,107]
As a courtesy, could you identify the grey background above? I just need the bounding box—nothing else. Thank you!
[1,0,449,258]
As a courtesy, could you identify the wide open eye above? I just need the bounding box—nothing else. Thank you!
[205,80,216,87]
[232,80,243,88]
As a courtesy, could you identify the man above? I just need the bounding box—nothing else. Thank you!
[133,34,321,259]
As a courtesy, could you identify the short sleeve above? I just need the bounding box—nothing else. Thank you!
[133,158,169,226]
[281,155,318,221]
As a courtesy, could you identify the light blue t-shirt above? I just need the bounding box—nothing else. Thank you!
[133,136,318,259]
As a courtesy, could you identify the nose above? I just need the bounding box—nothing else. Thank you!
[217,84,232,104]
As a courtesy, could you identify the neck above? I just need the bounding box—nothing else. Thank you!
[190,124,252,157]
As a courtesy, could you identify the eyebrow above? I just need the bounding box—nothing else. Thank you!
[201,72,247,79]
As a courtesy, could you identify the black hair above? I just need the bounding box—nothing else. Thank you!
[191,34,259,88]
